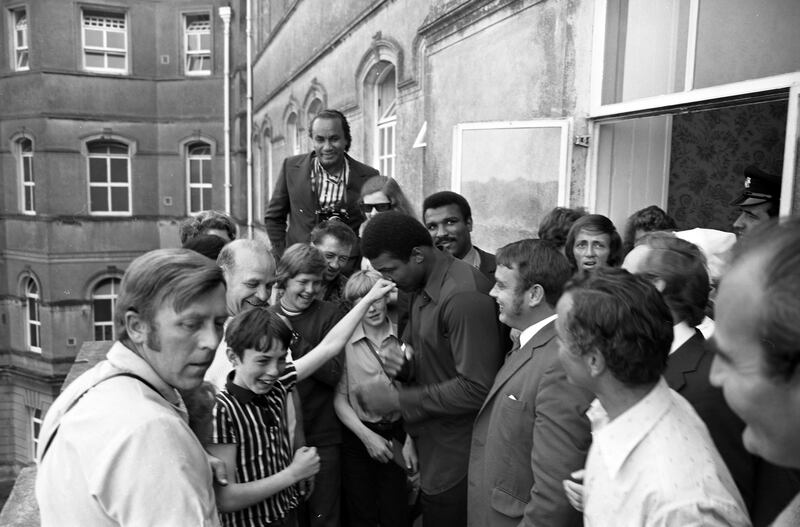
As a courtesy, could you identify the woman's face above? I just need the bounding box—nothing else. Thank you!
[573,229,611,271]
[361,191,392,220]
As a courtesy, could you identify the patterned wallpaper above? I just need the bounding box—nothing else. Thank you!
[667,100,787,231]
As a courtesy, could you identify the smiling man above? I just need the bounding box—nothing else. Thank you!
[268,243,347,527]
[36,249,229,526]
[359,212,505,527]
[265,109,379,258]
[710,217,800,524]
[468,239,593,527]
[310,219,357,305]
[423,191,496,281]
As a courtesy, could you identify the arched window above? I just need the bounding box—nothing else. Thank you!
[187,142,213,213]
[92,278,120,341]
[13,8,29,71]
[287,112,300,156]
[375,65,397,177]
[17,138,35,213]
[23,276,41,352]
[87,140,131,214]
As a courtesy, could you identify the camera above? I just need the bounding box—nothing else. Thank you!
[315,205,350,224]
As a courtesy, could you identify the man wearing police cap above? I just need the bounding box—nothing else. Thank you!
[730,166,781,237]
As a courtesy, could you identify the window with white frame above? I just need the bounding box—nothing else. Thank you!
[87,141,131,215]
[375,67,397,178]
[12,7,29,71]
[30,407,42,459]
[18,138,35,213]
[82,9,127,73]
[92,278,120,341]
[187,142,212,213]
[24,276,41,353]
[590,0,800,229]
[184,14,211,75]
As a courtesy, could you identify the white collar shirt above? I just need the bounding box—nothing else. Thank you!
[518,313,558,349]
[583,377,750,527]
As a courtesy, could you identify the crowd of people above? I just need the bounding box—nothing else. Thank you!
[34,109,800,527]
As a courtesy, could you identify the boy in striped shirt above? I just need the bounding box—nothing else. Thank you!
[209,279,394,527]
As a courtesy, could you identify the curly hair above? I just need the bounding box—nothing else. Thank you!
[565,214,624,270]
[361,211,432,261]
[562,268,673,386]
[538,207,587,250]
[623,205,677,254]
[179,210,237,244]
[360,176,416,219]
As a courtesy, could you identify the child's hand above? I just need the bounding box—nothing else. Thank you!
[365,278,396,302]
[288,446,320,482]
[563,469,585,512]
[361,429,393,463]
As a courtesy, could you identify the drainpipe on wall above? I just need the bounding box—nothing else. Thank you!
[246,0,254,237]
[219,6,232,215]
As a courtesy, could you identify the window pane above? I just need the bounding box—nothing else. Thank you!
[106,32,125,50]
[84,28,104,47]
[94,298,112,322]
[23,158,33,182]
[189,160,200,183]
[201,160,212,183]
[29,324,39,347]
[200,33,211,50]
[693,0,800,89]
[17,51,29,70]
[110,158,127,183]
[107,143,127,155]
[110,187,128,211]
[107,54,126,70]
[90,187,109,211]
[89,158,107,182]
[202,188,212,209]
[187,35,200,52]
[94,326,104,340]
[85,52,105,69]
[190,188,201,212]
[187,55,201,71]
[28,300,37,319]
[25,188,34,212]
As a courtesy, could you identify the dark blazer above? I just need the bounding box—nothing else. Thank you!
[468,321,593,527]
[475,246,497,281]
[264,152,379,256]
[665,331,800,526]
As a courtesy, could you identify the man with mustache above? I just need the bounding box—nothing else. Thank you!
[423,191,496,281]
[205,238,276,390]
[269,243,347,527]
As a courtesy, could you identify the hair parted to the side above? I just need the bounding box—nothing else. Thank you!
[495,239,572,307]
[565,214,624,269]
[538,207,587,250]
[276,243,327,287]
[562,267,673,386]
[225,307,294,360]
[310,219,357,248]
[309,109,352,152]
[360,211,433,261]
[344,270,382,303]
[636,232,709,327]
[422,191,472,222]
[116,248,226,341]
[179,209,238,244]
[623,205,678,254]
[359,176,416,219]
[732,217,800,381]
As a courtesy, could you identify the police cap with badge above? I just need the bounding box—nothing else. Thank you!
[729,165,781,208]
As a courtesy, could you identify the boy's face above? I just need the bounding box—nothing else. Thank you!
[282,272,323,312]
[230,338,288,395]
[360,296,388,328]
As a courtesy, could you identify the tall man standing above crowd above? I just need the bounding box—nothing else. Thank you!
[265,109,379,257]
[469,239,593,527]
[359,212,505,527]
[36,249,229,526]
[423,191,496,280]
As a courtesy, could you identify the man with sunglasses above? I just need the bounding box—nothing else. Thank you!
[310,219,358,305]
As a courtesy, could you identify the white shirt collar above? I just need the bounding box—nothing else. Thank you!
[519,313,558,348]
[670,320,696,354]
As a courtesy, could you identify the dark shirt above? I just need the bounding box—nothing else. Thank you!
[212,365,299,527]
[269,299,344,446]
[398,250,505,494]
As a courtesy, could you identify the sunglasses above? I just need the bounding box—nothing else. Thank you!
[359,202,393,213]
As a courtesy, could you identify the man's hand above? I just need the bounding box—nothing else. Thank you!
[563,469,585,512]
[207,452,229,486]
[356,378,401,415]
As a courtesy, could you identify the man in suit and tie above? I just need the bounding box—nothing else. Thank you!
[468,238,593,527]
[623,231,800,526]
[265,109,379,258]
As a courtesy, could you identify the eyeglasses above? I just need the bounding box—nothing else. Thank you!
[359,202,393,214]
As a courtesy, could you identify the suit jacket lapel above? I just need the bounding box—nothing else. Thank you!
[664,330,705,392]
[479,322,557,414]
